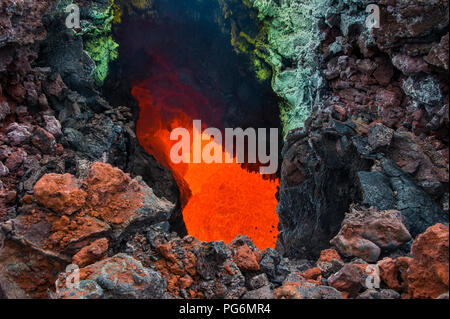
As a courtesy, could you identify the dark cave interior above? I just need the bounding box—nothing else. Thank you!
[103,0,282,249]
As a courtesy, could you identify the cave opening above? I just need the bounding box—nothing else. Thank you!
[104,0,282,249]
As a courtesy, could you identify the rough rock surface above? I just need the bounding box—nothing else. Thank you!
[327,264,366,298]
[72,238,109,268]
[55,254,166,299]
[330,207,411,262]
[405,224,449,299]
[277,0,449,260]
[0,162,174,298]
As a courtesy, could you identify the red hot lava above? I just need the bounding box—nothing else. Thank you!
[132,55,279,249]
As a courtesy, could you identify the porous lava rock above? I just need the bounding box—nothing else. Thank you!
[0,162,174,298]
[405,223,449,299]
[54,254,166,299]
[330,207,411,262]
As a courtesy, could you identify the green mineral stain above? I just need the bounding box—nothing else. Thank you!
[221,0,322,136]
[246,0,322,136]
[79,1,119,85]
[56,0,120,85]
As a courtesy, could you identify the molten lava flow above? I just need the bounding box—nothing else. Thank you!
[133,55,279,249]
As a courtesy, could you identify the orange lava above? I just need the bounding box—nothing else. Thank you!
[132,55,279,249]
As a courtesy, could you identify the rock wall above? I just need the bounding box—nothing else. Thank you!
[277,0,449,260]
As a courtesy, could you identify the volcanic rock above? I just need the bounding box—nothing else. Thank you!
[259,248,290,285]
[232,244,261,273]
[0,162,175,297]
[0,239,64,299]
[249,273,270,290]
[43,115,62,137]
[357,289,400,299]
[34,173,86,215]
[31,127,56,154]
[425,33,449,70]
[71,238,109,268]
[405,223,449,299]
[6,123,32,146]
[377,257,410,291]
[367,123,394,150]
[4,148,26,171]
[317,258,344,279]
[277,117,373,259]
[55,254,166,299]
[154,236,246,299]
[274,281,342,299]
[0,161,8,177]
[327,264,366,298]
[0,101,10,121]
[242,285,274,299]
[330,207,411,262]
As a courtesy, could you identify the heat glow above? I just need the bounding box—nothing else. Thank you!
[132,56,279,249]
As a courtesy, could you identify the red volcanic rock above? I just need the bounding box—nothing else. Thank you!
[302,267,322,280]
[330,208,411,263]
[82,162,146,226]
[387,132,449,196]
[318,249,343,263]
[327,264,365,298]
[373,0,449,50]
[233,244,260,272]
[4,148,26,171]
[0,239,64,299]
[34,173,86,215]
[425,33,449,70]
[301,267,322,285]
[406,223,449,299]
[155,236,246,299]
[378,258,400,290]
[72,238,109,268]
[274,282,303,299]
[1,162,175,298]
[377,257,411,291]
[31,127,56,154]
[317,249,344,278]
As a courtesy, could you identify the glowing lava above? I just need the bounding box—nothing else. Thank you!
[132,55,279,249]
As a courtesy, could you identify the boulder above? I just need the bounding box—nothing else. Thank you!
[406,224,449,299]
[327,264,365,298]
[55,254,165,299]
[330,207,411,262]
[0,162,175,297]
